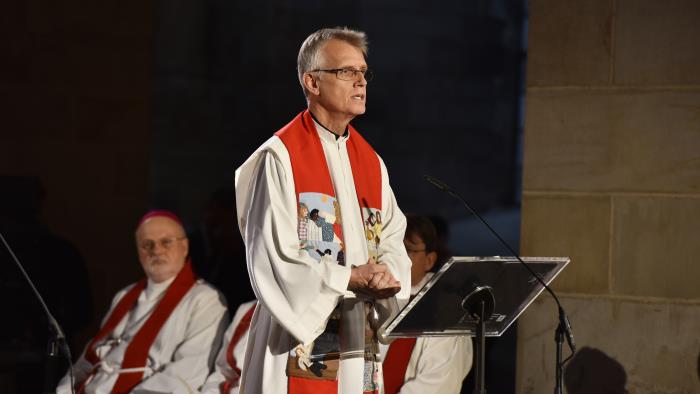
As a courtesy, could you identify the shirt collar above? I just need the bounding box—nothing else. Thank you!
[411,272,434,296]
[145,275,176,301]
[309,112,349,144]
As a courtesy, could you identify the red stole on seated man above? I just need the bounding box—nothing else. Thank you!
[77,260,198,394]
[382,338,417,394]
[275,110,382,394]
[220,302,257,394]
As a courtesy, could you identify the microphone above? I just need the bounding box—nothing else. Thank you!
[0,231,76,394]
[422,174,576,353]
[423,175,450,192]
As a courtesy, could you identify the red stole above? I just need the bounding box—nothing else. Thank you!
[382,338,418,394]
[276,110,382,222]
[77,260,198,394]
[276,110,382,394]
[219,302,257,394]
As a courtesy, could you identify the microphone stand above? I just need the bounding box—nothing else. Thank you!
[0,231,76,394]
[423,175,575,394]
[555,323,564,394]
[474,299,487,394]
[462,285,495,394]
[554,307,574,394]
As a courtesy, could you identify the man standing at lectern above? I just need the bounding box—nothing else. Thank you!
[234,27,412,393]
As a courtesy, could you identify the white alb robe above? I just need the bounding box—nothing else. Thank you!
[56,277,228,394]
[200,300,257,394]
[396,274,473,393]
[234,121,412,394]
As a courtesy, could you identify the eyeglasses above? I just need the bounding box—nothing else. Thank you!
[406,248,427,255]
[138,236,186,253]
[312,67,374,82]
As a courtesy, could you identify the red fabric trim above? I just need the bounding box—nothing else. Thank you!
[76,365,100,394]
[111,260,197,393]
[275,111,335,199]
[346,123,382,210]
[382,338,417,394]
[276,110,382,212]
[220,380,234,394]
[220,302,257,393]
[288,376,338,394]
[84,281,147,366]
[276,109,382,260]
[287,377,378,394]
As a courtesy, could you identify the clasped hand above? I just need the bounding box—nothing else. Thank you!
[348,260,401,299]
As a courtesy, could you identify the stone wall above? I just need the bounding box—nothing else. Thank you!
[518,0,700,393]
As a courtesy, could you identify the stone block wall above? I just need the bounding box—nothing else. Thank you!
[518,0,700,393]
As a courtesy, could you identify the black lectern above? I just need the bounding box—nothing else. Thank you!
[379,256,569,393]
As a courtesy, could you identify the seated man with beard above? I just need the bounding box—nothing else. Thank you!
[56,210,228,394]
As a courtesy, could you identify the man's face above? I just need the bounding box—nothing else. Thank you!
[135,217,189,283]
[313,39,368,120]
[404,233,437,286]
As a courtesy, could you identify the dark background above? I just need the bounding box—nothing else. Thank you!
[0,1,526,392]
[152,0,526,222]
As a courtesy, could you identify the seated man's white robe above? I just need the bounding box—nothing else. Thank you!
[56,277,228,394]
[235,123,411,394]
[200,300,257,394]
[397,335,472,394]
[388,274,473,394]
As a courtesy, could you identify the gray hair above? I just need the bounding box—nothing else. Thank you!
[297,27,368,97]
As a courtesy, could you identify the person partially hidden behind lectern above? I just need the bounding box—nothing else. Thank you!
[382,214,473,394]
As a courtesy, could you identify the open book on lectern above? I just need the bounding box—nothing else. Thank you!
[378,256,570,340]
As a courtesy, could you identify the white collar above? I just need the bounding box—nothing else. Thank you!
[313,118,349,144]
[410,272,434,296]
[145,275,176,301]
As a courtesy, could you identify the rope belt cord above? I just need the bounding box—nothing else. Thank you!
[76,362,154,392]
[76,260,198,394]
[97,362,153,375]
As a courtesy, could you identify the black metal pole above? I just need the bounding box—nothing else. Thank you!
[473,300,487,394]
[43,331,62,393]
[554,323,564,394]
